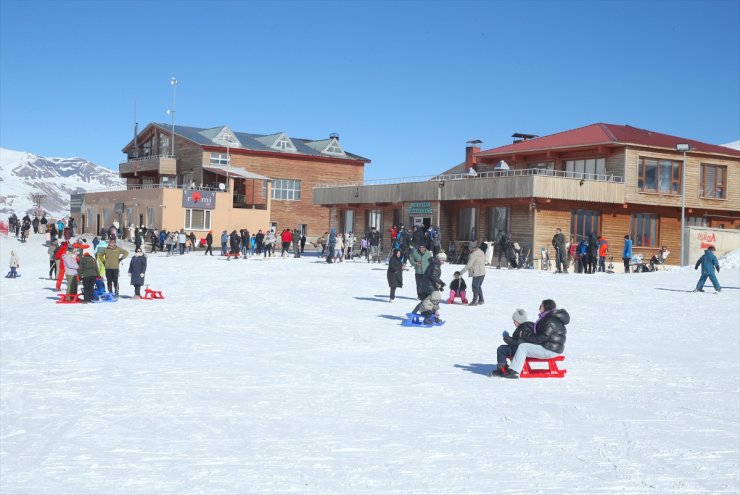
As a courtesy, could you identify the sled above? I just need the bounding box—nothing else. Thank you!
[519,355,567,378]
[57,293,80,304]
[401,312,446,328]
[143,288,165,300]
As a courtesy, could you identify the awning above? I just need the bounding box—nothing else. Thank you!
[202,165,269,181]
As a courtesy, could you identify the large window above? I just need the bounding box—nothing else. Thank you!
[570,209,600,243]
[458,207,478,241]
[102,208,111,229]
[209,153,229,165]
[146,207,155,229]
[700,164,727,199]
[185,209,212,231]
[638,158,681,194]
[367,210,382,231]
[565,158,606,179]
[487,207,510,242]
[270,179,301,200]
[631,213,658,247]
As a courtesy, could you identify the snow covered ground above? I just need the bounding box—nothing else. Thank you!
[1,233,738,494]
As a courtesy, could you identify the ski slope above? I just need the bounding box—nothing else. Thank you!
[1,233,738,494]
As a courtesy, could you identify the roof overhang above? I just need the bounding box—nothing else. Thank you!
[202,165,269,181]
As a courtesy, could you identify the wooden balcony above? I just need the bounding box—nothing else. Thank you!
[313,170,626,205]
[119,154,177,176]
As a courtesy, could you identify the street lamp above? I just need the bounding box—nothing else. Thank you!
[676,143,691,265]
[167,76,177,156]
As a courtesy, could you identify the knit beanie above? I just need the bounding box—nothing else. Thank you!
[512,308,527,323]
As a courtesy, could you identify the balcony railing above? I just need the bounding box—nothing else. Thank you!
[315,168,623,189]
[313,169,626,205]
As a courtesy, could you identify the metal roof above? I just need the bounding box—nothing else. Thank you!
[202,165,269,181]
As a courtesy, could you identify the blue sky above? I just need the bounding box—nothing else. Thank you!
[1,0,738,180]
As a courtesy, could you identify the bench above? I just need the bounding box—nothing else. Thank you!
[143,288,164,300]
[519,355,567,378]
[57,293,80,304]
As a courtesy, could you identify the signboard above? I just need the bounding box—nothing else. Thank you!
[70,194,84,213]
[183,190,216,209]
[408,201,432,214]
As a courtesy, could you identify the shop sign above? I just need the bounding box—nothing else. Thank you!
[183,190,216,209]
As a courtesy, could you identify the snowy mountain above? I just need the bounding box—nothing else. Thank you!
[0,148,125,219]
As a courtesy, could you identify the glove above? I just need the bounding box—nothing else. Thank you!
[717,267,720,273]
[502,330,510,338]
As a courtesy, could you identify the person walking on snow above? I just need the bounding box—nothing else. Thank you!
[387,248,404,302]
[694,245,721,293]
[622,234,632,273]
[100,238,129,296]
[551,228,568,273]
[460,241,486,306]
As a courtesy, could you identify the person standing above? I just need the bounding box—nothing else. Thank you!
[387,249,404,302]
[177,229,187,255]
[409,244,433,300]
[300,233,306,254]
[551,228,568,273]
[598,235,609,272]
[78,252,98,303]
[368,227,381,263]
[47,240,59,280]
[101,239,129,296]
[204,230,214,255]
[62,250,79,295]
[293,228,301,258]
[460,241,486,306]
[129,248,147,299]
[622,235,633,273]
[694,246,721,293]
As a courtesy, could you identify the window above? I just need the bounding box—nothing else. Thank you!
[367,210,382,231]
[86,208,93,228]
[146,207,155,228]
[184,209,211,230]
[272,137,296,152]
[341,210,355,234]
[270,179,301,200]
[700,164,727,199]
[638,158,681,194]
[631,213,658,247]
[125,207,134,227]
[570,209,600,243]
[565,158,606,179]
[527,161,554,175]
[458,207,478,241]
[324,138,344,155]
[102,208,111,229]
[210,153,229,165]
[487,207,510,242]
[687,216,708,227]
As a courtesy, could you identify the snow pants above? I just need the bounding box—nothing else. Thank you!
[471,275,485,303]
[696,273,721,291]
[447,289,468,304]
[509,343,560,374]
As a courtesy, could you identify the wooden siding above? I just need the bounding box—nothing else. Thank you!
[624,147,740,212]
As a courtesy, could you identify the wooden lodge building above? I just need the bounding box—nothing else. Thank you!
[313,123,740,265]
[71,123,370,240]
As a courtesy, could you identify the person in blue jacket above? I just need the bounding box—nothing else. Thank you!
[622,234,633,273]
[694,246,721,293]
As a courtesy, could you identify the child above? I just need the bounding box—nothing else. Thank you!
[6,250,20,278]
[447,271,469,304]
[694,245,721,293]
[489,309,533,377]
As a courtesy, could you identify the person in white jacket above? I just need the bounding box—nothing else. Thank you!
[459,241,486,306]
[7,250,20,278]
[62,250,79,295]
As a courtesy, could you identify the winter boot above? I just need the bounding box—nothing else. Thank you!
[502,368,519,379]
[488,364,507,377]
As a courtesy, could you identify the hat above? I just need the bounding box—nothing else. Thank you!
[512,309,527,323]
[468,241,477,249]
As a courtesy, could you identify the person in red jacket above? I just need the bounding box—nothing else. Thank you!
[54,241,69,291]
[598,236,609,273]
[280,229,293,257]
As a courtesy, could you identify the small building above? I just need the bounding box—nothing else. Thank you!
[313,123,740,265]
[72,123,370,241]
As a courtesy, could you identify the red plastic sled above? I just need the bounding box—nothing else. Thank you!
[57,293,81,304]
[519,355,567,378]
[143,288,165,300]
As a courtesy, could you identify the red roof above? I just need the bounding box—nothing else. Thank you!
[476,123,740,158]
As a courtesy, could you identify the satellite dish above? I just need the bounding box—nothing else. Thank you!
[218,183,226,191]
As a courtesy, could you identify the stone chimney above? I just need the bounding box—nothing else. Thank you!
[465,140,482,171]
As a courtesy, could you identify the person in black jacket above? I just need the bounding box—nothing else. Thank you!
[412,252,447,324]
[501,299,569,379]
[387,249,404,302]
[489,308,534,376]
[204,230,214,255]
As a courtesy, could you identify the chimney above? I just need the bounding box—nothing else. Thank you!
[330,132,339,141]
[465,139,482,171]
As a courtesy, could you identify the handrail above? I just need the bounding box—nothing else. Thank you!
[124,153,177,162]
[79,184,224,194]
[315,168,624,188]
